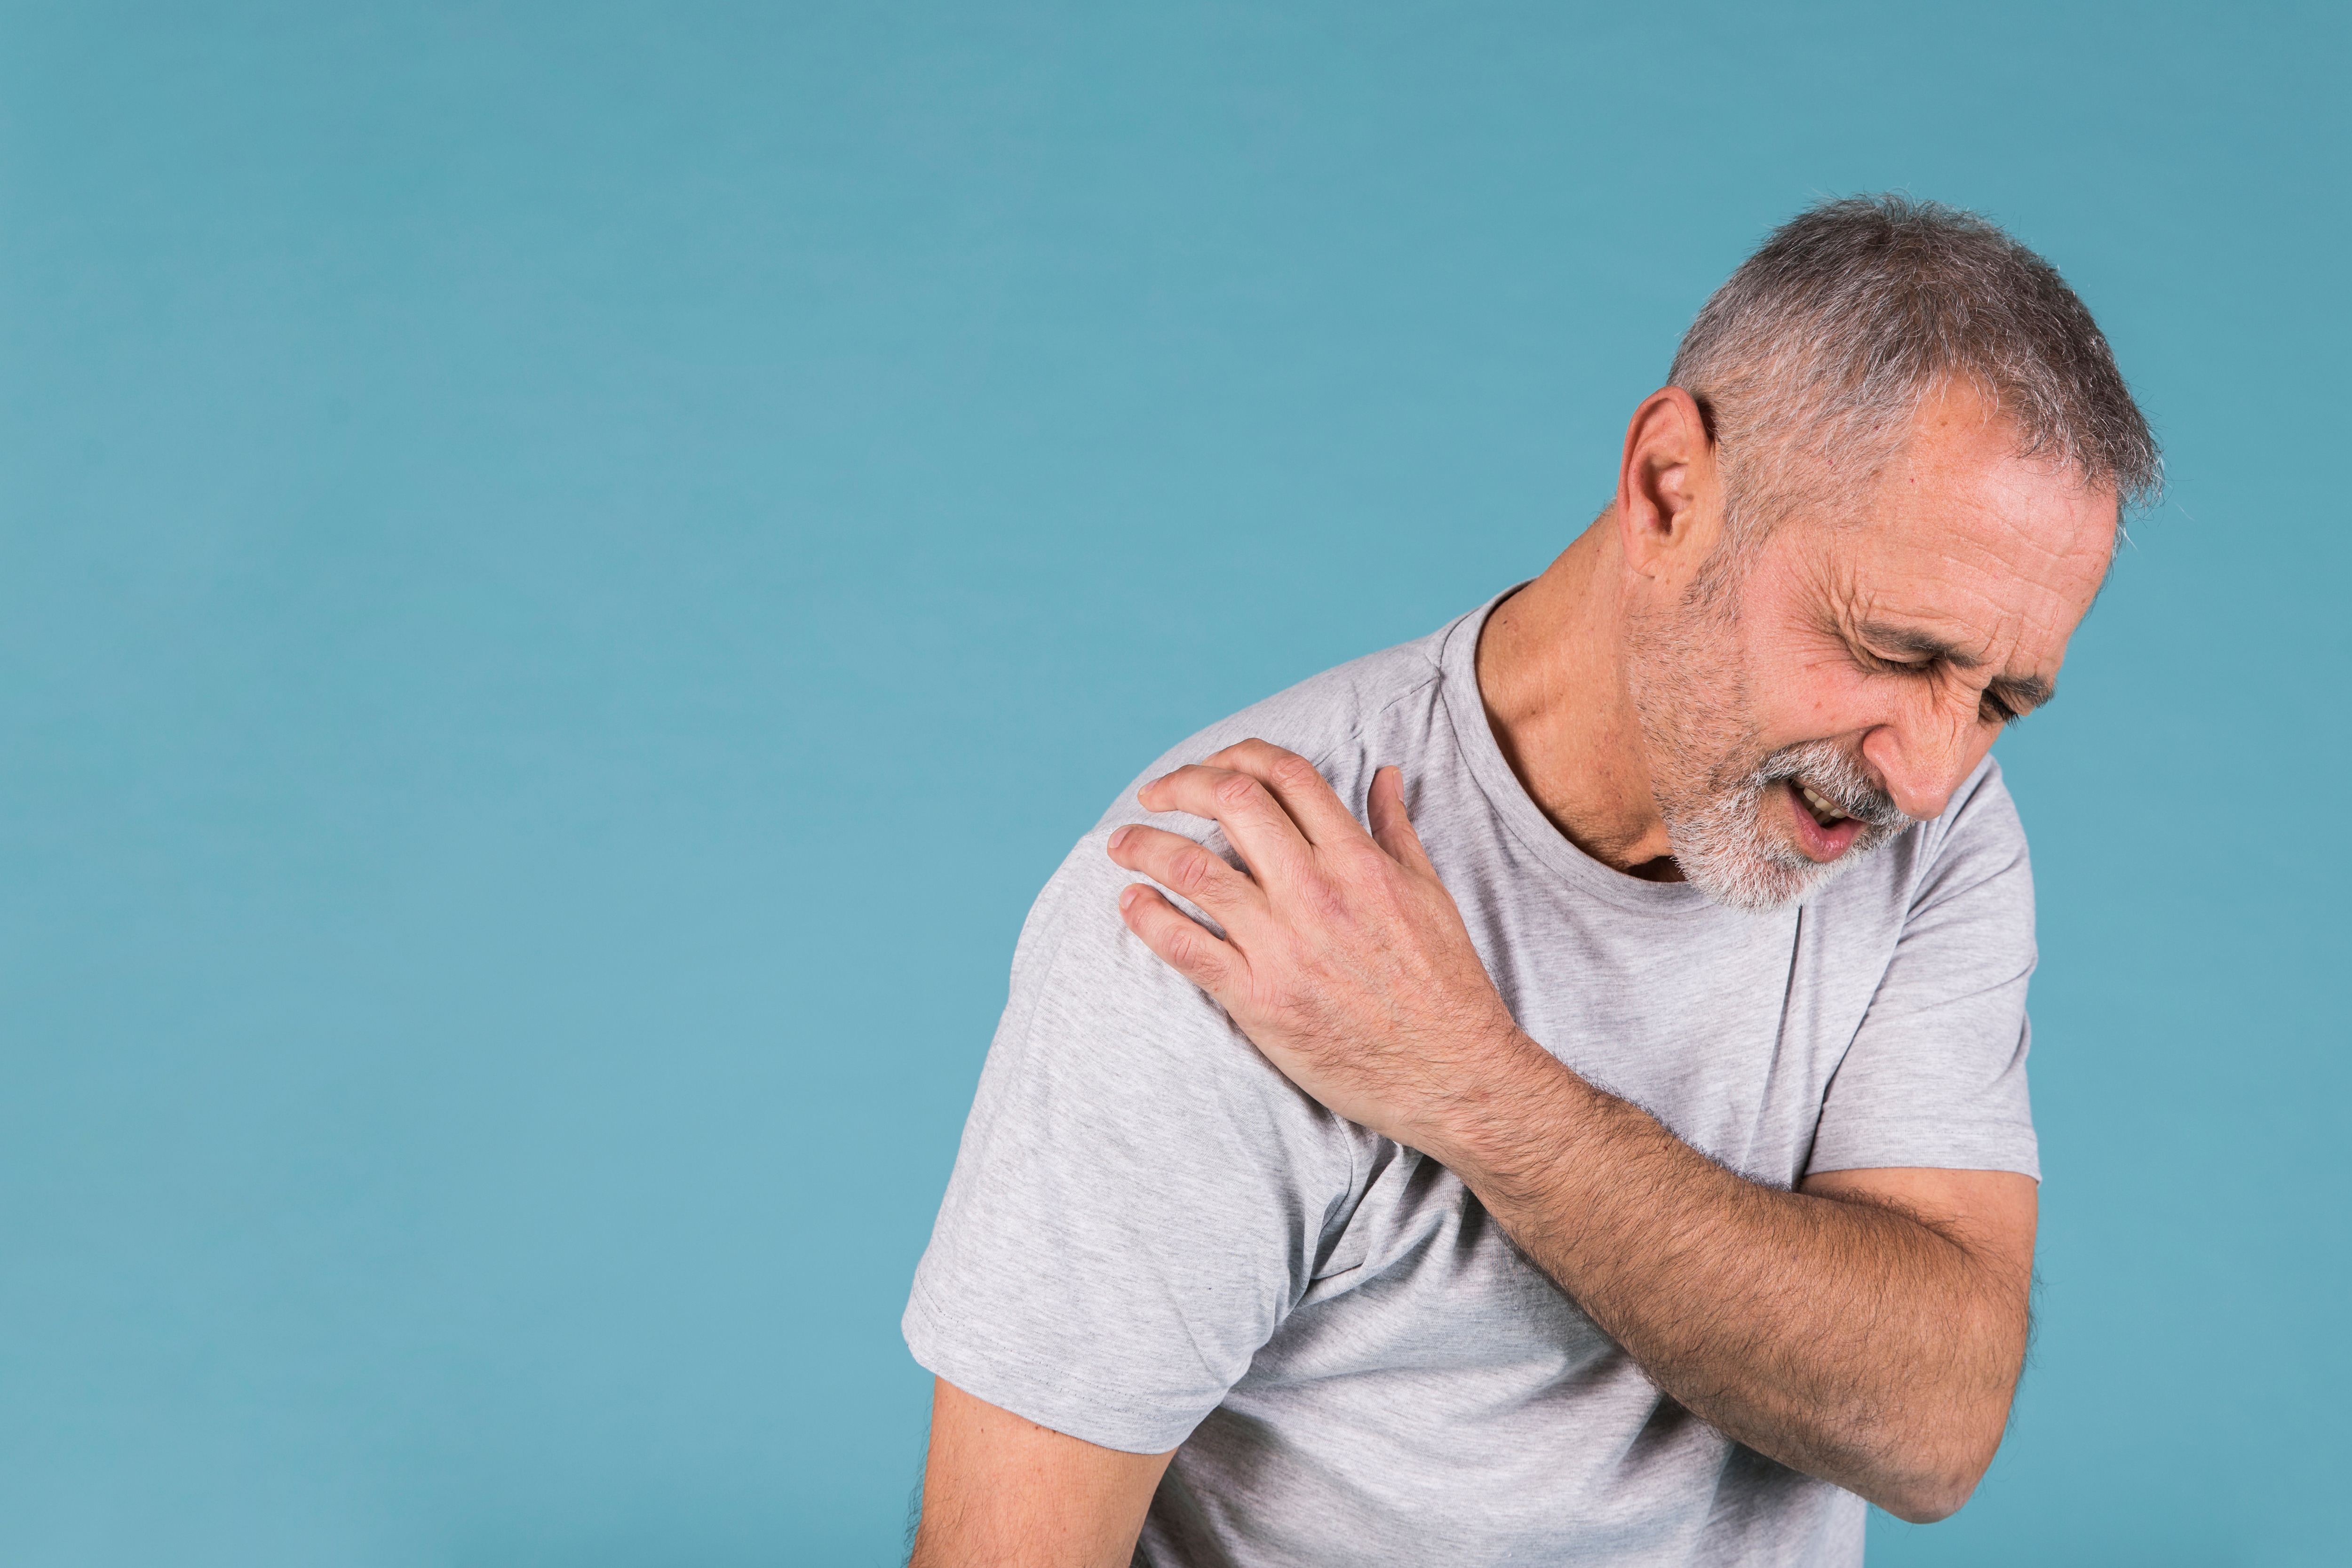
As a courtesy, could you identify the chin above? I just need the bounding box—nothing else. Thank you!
[1672,810,1891,915]
[1680,855,1835,914]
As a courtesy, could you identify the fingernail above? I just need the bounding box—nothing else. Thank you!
[1108,826,1128,851]
[1119,885,1139,911]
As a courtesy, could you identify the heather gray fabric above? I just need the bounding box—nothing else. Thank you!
[904,593,2040,1568]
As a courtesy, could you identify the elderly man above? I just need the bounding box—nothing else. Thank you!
[903,196,2159,1567]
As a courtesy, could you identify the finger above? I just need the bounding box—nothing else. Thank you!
[1106,823,1268,922]
[1117,883,1242,996]
[1136,763,1312,883]
[1196,739,1365,848]
[1367,765,1438,877]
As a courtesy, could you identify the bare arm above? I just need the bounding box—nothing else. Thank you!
[1105,740,2036,1521]
[908,1378,1173,1568]
[1450,1058,2035,1518]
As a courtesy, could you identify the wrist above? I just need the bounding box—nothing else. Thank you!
[1418,1030,1590,1195]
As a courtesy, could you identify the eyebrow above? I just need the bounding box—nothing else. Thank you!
[1854,620,2057,713]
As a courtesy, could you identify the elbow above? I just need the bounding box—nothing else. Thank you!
[1874,1475,1977,1526]
[1864,1431,2001,1524]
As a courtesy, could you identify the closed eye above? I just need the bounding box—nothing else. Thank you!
[1853,645,1937,680]
[1852,643,2034,727]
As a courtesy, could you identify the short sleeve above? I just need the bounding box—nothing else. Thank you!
[902,818,1358,1454]
[1806,763,2042,1180]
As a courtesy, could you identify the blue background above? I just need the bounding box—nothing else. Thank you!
[3,2,2343,1563]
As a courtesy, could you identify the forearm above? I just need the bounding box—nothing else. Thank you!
[1424,1036,2032,1520]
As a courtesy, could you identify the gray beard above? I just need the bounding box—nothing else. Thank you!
[1663,739,1914,913]
[1624,579,1915,915]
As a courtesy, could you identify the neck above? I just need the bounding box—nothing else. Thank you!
[1475,512,1681,878]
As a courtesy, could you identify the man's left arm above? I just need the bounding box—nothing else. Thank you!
[1105,740,2035,1523]
[1442,1081,2035,1522]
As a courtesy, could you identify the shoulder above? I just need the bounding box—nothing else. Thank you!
[1919,755,2026,860]
[1806,762,2032,968]
[1812,756,2030,923]
[1030,621,1457,978]
[985,622,1470,1176]
[1899,755,2032,919]
[1086,620,1456,842]
[1019,616,1455,987]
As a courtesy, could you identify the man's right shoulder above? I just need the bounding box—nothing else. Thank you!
[995,621,1461,1105]
[1008,624,1454,960]
[896,632,1465,1444]
[1089,622,1456,840]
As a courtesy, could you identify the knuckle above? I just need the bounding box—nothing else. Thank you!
[1167,931,1221,980]
[1212,772,1264,810]
[1303,879,1351,923]
[1168,844,1219,894]
[1270,753,1320,790]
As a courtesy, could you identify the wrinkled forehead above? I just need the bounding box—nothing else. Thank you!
[1780,424,2119,650]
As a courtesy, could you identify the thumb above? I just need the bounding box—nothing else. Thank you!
[1367,765,1437,876]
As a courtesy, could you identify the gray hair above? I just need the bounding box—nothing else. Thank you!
[1668,195,2161,547]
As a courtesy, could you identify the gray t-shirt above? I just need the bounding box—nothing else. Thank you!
[905,595,2040,1567]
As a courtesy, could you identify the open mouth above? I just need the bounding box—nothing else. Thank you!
[1795,780,1848,828]
[1783,778,1867,861]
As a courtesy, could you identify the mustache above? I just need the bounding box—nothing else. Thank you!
[1745,741,1915,830]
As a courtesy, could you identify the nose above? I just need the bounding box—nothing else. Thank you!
[1859,704,1987,823]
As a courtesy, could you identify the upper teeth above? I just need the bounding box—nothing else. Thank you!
[1800,784,1840,819]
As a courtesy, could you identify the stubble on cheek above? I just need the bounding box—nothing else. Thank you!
[1624,582,1900,913]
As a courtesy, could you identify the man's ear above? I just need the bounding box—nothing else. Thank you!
[1614,387,1722,587]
